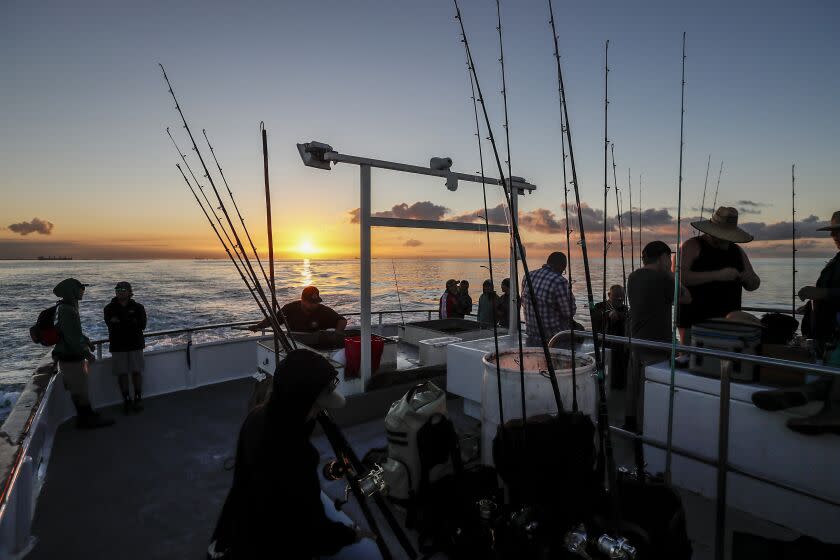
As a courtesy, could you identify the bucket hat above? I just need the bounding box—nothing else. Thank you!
[691,207,753,243]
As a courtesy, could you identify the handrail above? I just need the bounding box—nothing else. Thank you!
[89,309,446,346]
[553,329,840,377]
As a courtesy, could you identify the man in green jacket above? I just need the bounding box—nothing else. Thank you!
[52,278,114,429]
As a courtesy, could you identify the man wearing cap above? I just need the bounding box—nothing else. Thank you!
[439,279,459,319]
[104,281,147,414]
[52,278,114,429]
[625,241,692,431]
[678,207,761,344]
[250,286,347,334]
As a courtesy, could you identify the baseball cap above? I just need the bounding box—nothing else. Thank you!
[301,286,322,303]
[115,281,133,292]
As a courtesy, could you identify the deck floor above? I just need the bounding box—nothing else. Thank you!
[28,379,252,560]
[28,378,799,560]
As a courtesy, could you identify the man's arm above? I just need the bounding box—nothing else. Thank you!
[249,316,272,332]
[138,304,148,331]
[738,246,761,291]
[335,317,347,332]
[680,238,740,286]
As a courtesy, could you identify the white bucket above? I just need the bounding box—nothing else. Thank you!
[480,347,599,464]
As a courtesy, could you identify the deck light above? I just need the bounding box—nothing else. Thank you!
[297,141,333,170]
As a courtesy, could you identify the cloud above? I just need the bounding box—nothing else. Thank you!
[519,208,566,234]
[449,203,508,225]
[349,201,449,224]
[736,200,769,208]
[404,239,423,247]
[7,217,54,236]
[740,214,831,241]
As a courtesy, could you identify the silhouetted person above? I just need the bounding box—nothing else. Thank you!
[625,242,691,431]
[679,207,760,346]
[477,279,498,328]
[521,252,575,346]
[209,349,377,559]
[250,286,347,334]
[439,279,459,319]
[497,277,511,327]
[52,278,114,429]
[593,284,629,389]
[104,281,146,414]
[455,280,473,317]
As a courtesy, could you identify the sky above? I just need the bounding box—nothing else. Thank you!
[1,0,838,260]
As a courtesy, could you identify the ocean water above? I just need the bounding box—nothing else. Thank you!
[0,257,827,421]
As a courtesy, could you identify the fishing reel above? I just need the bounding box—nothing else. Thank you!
[324,458,388,510]
[562,525,637,560]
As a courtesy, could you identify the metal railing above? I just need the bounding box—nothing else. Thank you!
[555,328,840,560]
[89,309,448,358]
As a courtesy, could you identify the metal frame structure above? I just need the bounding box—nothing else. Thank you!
[553,328,840,559]
[297,142,536,388]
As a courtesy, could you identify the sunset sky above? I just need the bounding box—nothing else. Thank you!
[2,0,838,260]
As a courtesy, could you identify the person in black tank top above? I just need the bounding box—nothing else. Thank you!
[678,207,760,344]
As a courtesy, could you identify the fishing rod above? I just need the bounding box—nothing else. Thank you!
[319,411,417,560]
[390,260,405,326]
[161,64,292,352]
[699,154,711,221]
[711,160,724,211]
[611,144,627,301]
[262,122,282,362]
[638,172,643,267]
[628,168,635,273]
[547,0,620,522]
[204,127,273,293]
[665,32,688,484]
[453,0,566,412]
[495,0,529,427]
[792,163,797,317]
[168,128,274,325]
[551,9,578,412]
[176,164,278,342]
[167,128,250,270]
[600,40,611,439]
[466,59,506,427]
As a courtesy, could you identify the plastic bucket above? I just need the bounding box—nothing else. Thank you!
[480,348,598,464]
[344,335,385,379]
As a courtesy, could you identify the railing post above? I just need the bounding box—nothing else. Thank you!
[96,343,102,360]
[714,359,733,560]
[359,164,372,387]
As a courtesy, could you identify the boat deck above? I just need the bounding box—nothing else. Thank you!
[28,378,798,559]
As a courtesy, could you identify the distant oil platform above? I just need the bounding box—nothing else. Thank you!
[36,256,72,260]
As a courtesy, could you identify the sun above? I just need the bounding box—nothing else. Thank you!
[295,238,318,255]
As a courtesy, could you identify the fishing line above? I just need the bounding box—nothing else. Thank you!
[465,59,506,427]
[611,144,627,302]
[711,160,724,211]
[453,0,565,412]
[547,0,619,522]
[550,7,578,412]
[665,32,688,483]
[628,168,635,273]
[161,64,292,352]
[791,163,797,317]
[494,0,529,427]
[390,260,405,326]
[601,40,611,396]
[699,154,711,221]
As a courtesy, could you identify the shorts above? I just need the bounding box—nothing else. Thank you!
[111,350,145,375]
[59,360,90,401]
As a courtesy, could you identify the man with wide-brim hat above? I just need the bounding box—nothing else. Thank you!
[678,206,761,345]
[754,210,840,435]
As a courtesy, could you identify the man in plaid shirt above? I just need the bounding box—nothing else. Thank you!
[521,252,576,346]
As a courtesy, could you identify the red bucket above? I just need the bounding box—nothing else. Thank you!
[344,335,385,379]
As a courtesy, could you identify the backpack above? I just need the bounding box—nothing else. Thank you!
[381,381,453,504]
[29,303,60,346]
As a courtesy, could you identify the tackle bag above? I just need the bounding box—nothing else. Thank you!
[492,412,598,525]
[381,381,454,503]
[29,303,60,347]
